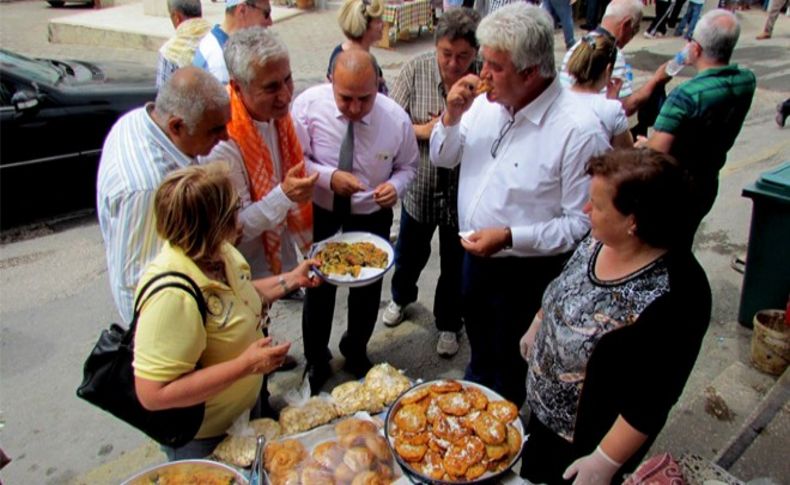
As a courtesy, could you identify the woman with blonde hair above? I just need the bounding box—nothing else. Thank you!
[326,0,388,94]
[566,33,634,149]
[132,162,319,460]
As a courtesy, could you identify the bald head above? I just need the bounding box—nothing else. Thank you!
[601,0,643,47]
[693,9,740,63]
[332,50,379,122]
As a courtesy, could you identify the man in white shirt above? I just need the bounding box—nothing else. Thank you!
[192,0,273,84]
[430,3,610,407]
[98,67,230,325]
[202,28,317,282]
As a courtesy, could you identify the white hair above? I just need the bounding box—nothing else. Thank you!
[602,0,643,27]
[155,68,229,134]
[693,9,740,63]
[224,27,289,86]
[476,3,555,78]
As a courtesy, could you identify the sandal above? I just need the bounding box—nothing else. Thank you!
[730,254,746,274]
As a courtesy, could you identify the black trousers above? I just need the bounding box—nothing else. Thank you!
[390,207,464,333]
[461,251,569,407]
[301,204,393,365]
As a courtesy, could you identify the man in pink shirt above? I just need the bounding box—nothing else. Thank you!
[292,50,419,392]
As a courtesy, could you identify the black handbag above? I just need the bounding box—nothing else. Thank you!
[76,271,208,448]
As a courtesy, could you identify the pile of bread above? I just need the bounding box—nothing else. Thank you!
[265,417,395,485]
[213,363,411,468]
[389,380,522,481]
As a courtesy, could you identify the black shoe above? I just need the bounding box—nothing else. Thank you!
[304,362,332,395]
[777,102,788,128]
[342,354,373,378]
[273,354,298,373]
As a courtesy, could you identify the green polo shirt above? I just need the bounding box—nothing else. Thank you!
[654,64,756,183]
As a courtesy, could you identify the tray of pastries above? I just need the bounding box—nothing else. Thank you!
[263,415,402,485]
[385,379,525,484]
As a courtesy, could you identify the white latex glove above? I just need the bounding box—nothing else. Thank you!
[563,446,622,485]
[519,311,543,361]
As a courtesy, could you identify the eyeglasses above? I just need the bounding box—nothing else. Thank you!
[246,2,271,19]
[491,117,515,158]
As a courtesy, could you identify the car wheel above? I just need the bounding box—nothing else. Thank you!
[47,0,65,6]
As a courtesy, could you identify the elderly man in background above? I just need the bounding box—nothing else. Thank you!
[97,67,230,325]
[292,50,418,392]
[560,0,673,137]
[381,8,481,358]
[430,3,609,406]
[202,27,317,283]
[644,9,755,242]
[156,0,211,88]
[193,0,273,84]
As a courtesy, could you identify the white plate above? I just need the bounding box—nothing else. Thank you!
[309,231,395,288]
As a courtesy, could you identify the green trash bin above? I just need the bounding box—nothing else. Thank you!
[738,162,790,327]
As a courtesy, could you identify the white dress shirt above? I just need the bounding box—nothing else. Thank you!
[291,84,419,215]
[430,77,610,257]
[201,120,298,279]
[567,91,629,140]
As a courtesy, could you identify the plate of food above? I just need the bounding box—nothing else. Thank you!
[309,232,394,288]
[121,459,249,485]
[385,379,526,484]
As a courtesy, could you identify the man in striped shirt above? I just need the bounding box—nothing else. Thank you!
[97,67,231,324]
[643,9,756,242]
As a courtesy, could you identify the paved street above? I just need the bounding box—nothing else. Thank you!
[0,1,788,484]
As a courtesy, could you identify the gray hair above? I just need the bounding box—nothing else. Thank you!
[224,27,289,86]
[167,0,202,17]
[435,7,481,48]
[476,3,555,78]
[154,67,229,134]
[602,0,643,27]
[693,9,740,63]
[337,0,384,40]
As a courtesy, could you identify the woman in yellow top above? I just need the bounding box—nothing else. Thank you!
[132,162,319,460]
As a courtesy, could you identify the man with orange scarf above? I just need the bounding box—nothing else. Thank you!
[202,28,317,286]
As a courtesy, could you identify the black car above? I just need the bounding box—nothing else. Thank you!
[0,49,157,230]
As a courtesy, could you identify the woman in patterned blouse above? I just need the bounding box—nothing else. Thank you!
[519,149,711,483]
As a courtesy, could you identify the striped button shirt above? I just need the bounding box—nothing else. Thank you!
[97,104,195,324]
[389,51,479,227]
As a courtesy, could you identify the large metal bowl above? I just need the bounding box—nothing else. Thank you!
[385,379,526,485]
[120,459,249,485]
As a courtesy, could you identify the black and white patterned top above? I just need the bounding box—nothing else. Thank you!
[526,236,670,442]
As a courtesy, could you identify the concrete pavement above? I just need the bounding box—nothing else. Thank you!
[0,1,788,483]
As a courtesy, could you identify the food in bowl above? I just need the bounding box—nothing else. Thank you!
[315,241,389,277]
[387,380,523,482]
[122,460,247,485]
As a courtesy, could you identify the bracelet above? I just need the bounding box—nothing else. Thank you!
[277,275,290,294]
[503,227,513,249]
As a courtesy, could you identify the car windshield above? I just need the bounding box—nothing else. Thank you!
[0,49,61,86]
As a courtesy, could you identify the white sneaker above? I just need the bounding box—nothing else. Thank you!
[436,331,459,357]
[382,301,404,327]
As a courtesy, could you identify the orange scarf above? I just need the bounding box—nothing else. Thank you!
[227,86,313,275]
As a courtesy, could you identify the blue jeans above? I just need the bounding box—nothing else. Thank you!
[390,208,463,333]
[543,0,576,48]
[675,2,702,39]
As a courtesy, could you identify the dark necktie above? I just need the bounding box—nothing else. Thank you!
[333,121,354,216]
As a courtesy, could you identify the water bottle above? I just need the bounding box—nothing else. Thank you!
[665,46,689,76]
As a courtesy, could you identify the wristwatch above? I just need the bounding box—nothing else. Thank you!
[503,227,513,249]
[277,275,290,294]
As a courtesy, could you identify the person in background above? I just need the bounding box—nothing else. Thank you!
[133,163,319,461]
[541,0,576,49]
[755,0,788,39]
[560,0,674,138]
[294,50,418,393]
[565,33,634,149]
[157,0,211,88]
[640,9,756,243]
[430,3,609,406]
[381,8,481,357]
[776,99,790,128]
[202,28,317,283]
[327,0,388,94]
[193,0,273,84]
[97,67,230,325]
[644,0,676,38]
[520,149,711,483]
[674,0,704,40]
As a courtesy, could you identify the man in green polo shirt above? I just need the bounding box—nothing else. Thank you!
[643,9,755,242]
